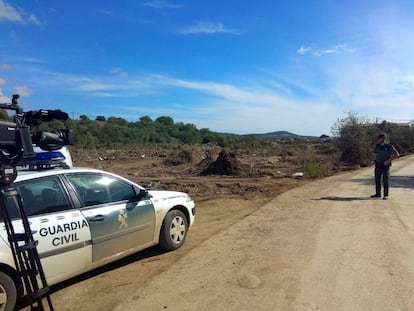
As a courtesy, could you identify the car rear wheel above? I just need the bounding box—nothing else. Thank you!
[159,209,188,251]
[0,272,17,311]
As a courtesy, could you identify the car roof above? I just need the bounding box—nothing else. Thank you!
[13,167,145,190]
[15,167,108,182]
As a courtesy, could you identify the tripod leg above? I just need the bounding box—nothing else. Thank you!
[1,188,54,311]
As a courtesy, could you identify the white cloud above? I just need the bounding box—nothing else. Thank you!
[144,1,183,9]
[111,67,128,78]
[13,85,33,97]
[318,44,355,56]
[27,13,43,26]
[0,88,8,102]
[297,46,311,55]
[0,0,23,23]
[0,64,11,70]
[258,69,320,96]
[78,82,115,92]
[298,44,355,56]
[156,76,284,105]
[0,78,6,86]
[0,0,44,26]
[178,21,243,35]
[13,69,155,99]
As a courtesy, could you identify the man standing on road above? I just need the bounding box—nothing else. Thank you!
[371,133,399,200]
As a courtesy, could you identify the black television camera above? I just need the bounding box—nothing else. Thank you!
[0,94,73,186]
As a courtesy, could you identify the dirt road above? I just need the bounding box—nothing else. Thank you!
[115,155,414,311]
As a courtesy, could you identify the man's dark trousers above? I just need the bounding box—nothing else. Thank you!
[375,166,390,196]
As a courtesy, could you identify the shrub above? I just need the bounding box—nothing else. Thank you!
[303,162,333,178]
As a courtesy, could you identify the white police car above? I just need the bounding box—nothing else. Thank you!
[0,167,195,310]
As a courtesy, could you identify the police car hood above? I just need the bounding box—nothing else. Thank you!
[147,189,188,201]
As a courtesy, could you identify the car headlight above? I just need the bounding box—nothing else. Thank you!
[186,195,193,202]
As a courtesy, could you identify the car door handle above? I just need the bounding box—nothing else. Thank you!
[89,215,105,222]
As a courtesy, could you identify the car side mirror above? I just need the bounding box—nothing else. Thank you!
[131,188,149,202]
[139,189,149,200]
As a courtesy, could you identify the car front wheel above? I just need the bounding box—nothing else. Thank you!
[159,209,188,251]
[0,272,17,311]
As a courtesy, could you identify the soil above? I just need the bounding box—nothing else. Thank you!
[40,146,307,311]
[201,150,246,176]
[70,146,307,204]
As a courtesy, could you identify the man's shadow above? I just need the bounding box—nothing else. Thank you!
[316,196,374,202]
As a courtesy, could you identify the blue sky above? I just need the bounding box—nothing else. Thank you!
[0,0,413,135]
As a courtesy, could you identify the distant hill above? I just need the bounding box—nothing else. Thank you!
[249,131,319,141]
[215,130,320,142]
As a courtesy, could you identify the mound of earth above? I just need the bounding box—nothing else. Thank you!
[164,150,193,166]
[200,150,245,176]
[197,150,214,170]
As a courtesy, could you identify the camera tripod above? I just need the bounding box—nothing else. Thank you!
[0,185,54,311]
[0,93,72,310]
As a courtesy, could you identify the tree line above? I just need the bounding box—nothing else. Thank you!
[36,114,245,148]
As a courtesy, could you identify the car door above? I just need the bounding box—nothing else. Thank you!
[65,173,155,262]
[3,176,92,283]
